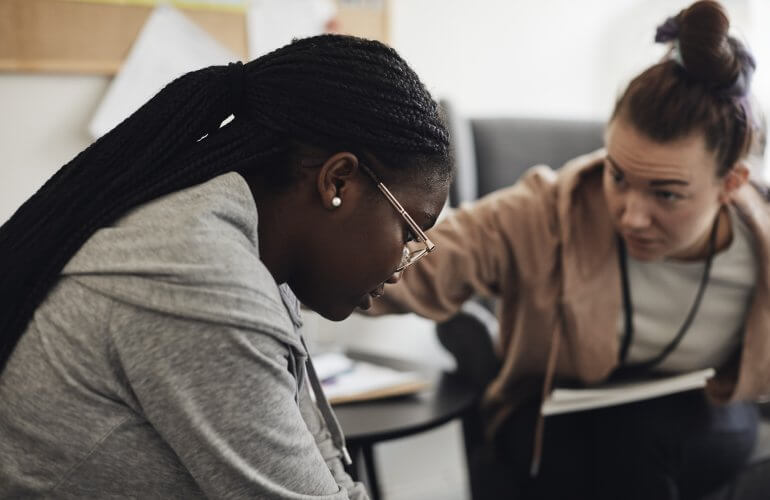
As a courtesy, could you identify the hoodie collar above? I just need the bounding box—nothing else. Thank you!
[278,284,303,330]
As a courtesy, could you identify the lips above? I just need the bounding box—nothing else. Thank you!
[358,294,373,310]
[624,233,658,247]
[357,285,385,310]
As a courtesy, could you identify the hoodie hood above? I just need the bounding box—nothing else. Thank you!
[61,172,301,352]
[60,171,351,466]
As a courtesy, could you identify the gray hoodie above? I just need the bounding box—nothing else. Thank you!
[0,172,368,499]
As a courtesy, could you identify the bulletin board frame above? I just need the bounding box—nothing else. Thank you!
[0,0,388,75]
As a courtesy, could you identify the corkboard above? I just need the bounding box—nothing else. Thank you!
[0,0,388,75]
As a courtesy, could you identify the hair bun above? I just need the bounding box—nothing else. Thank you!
[676,0,752,93]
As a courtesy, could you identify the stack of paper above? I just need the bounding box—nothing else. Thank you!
[314,352,430,405]
[541,368,715,416]
[314,351,355,382]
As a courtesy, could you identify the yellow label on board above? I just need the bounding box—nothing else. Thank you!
[66,0,248,13]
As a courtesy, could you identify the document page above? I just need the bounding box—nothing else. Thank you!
[541,368,715,416]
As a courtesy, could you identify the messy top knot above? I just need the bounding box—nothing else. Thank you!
[611,0,758,176]
[675,0,755,96]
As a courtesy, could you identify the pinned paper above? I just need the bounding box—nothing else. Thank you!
[88,5,238,138]
[246,0,335,59]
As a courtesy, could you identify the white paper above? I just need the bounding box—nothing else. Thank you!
[541,368,715,416]
[246,0,335,59]
[88,6,238,139]
[320,358,428,403]
[313,352,355,382]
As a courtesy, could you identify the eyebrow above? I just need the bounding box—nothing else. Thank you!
[606,155,690,187]
[422,213,438,231]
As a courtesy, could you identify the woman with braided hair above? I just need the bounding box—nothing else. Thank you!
[0,35,450,498]
[370,2,768,499]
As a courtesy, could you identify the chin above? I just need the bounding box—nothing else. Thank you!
[310,302,356,322]
[626,248,663,262]
[623,238,667,262]
[290,285,355,322]
[323,308,355,322]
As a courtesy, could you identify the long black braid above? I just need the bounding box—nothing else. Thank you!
[0,34,450,372]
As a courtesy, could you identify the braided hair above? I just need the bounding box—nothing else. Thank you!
[0,34,450,372]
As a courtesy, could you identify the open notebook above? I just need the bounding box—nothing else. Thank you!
[314,352,430,405]
[541,368,715,416]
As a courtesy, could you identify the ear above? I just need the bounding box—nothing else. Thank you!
[719,162,750,203]
[316,152,361,210]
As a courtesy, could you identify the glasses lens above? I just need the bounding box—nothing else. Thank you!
[395,244,430,272]
[395,247,410,272]
[406,247,429,265]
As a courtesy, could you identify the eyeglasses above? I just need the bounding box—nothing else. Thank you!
[300,157,437,272]
[357,162,436,272]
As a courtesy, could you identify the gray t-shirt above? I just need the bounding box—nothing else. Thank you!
[0,172,368,499]
[619,206,757,373]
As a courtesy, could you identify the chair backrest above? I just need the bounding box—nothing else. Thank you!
[471,118,606,198]
[442,99,606,206]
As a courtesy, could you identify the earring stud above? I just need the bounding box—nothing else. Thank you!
[331,196,342,207]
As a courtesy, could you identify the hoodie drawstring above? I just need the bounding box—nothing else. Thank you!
[301,337,353,466]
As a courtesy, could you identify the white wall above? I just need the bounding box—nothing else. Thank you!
[0,74,109,224]
[389,0,768,119]
[2,1,769,362]
[5,0,768,219]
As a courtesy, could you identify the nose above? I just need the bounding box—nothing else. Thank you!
[619,192,651,231]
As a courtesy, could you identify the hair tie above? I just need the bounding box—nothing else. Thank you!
[719,44,756,98]
[654,15,756,99]
[227,61,247,114]
[654,16,680,43]
[655,16,685,69]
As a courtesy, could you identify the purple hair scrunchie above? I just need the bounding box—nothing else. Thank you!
[652,13,756,100]
[655,16,679,43]
[720,44,757,98]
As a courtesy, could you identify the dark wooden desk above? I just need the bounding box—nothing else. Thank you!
[333,351,477,500]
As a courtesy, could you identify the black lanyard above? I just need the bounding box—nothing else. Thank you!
[614,214,720,378]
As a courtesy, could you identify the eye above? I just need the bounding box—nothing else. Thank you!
[404,228,416,243]
[655,190,683,202]
[610,168,624,184]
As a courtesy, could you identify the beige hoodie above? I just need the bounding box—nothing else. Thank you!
[371,150,770,471]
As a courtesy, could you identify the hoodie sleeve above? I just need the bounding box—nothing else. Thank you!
[105,293,362,500]
[369,166,560,322]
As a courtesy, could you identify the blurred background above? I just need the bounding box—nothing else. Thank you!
[3,0,768,366]
[1,1,768,498]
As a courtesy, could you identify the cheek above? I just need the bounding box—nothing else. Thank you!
[366,229,404,278]
[345,217,404,285]
[602,176,623,216]
[658,210,692,237]
[656,202,710,243]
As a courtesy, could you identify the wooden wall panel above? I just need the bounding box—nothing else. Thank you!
[0,0,387,74]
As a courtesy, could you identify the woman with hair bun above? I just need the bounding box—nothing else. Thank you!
[371,1,767,498]
[0,35,450,498]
